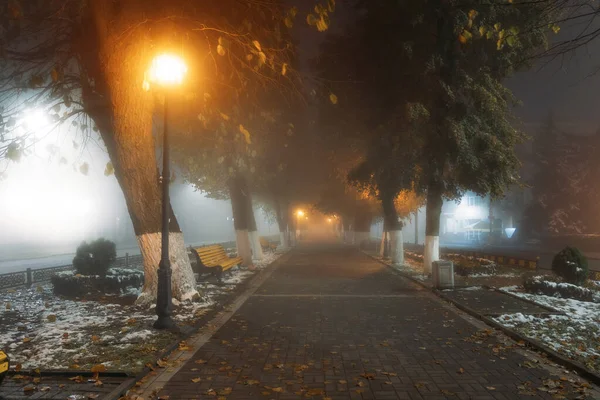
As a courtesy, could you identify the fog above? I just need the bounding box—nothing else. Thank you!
[0,129,277,265]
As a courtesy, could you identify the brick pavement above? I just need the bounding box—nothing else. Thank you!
[141,245,599,400]
[0,374,129,399]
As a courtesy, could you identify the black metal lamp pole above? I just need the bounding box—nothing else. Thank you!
[154,94,176,330]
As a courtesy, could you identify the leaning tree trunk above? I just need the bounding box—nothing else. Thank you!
[80,1,197,306]
[241,178,263,260]
[424,182,443,274]
[382,193,404,265]
[229,175,252,266]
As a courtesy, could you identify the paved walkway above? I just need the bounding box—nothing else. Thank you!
[136,244,599,400]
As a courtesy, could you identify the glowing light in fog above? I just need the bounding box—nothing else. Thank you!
[22,109,49,133]
[505,228,516,238]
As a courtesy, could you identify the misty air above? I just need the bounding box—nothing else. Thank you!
[0,1,600,399]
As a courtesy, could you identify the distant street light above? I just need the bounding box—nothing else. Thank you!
[147,53,188,330]
[295,210,304,244]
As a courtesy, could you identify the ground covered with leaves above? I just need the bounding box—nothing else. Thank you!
[495,286,600,374]
[0,252,280,374]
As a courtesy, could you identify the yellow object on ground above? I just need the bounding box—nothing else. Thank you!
[0,350,8,385]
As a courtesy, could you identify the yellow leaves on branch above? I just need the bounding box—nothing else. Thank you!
[282,63,288,76]
[217,37,229,56]
[329,93,338,104]
[284,7,298,28]
[306,0,334,32]
[459,30,472,44]
[104,161,114,176]
[239,124,251,144]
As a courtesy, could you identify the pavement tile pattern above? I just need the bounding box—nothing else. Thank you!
[156,245,598,399]
[0,375,127,399]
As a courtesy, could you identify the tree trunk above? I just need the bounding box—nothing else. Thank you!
[424,182,443,273]
[80,1,197,305]
[354,206,372,247]
[382,193,404,265]
[414,210,419,245]
[380,220,389,258]
[241,178,263,260]
[229,175,252,266]
[379,223,387,257]
[274,198,289,250]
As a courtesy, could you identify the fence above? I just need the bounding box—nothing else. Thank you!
[0,253,145,291]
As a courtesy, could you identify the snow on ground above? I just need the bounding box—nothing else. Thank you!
[0,252,283,372]
[256,251,281,269]
[494,286,600,372]
[469,272,520,278]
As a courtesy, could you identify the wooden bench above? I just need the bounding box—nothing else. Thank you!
[259,237,277,251]
[0,350,8,385]
[189,245,243,280]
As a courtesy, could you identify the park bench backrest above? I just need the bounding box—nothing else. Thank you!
[193,245,230,266]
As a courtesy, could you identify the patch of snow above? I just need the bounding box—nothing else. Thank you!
[469,273,519,278]
[495,285,600,371]
[120,329,154,343]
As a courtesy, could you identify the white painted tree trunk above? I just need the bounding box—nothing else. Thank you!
[248,230,264,260]
[424,235,439,274]
[390,230,404,265]
[349,230,355,244]
[236,229,253,266]
[277,231,289,250]
[354,231,369,247]
[136,232,198,306]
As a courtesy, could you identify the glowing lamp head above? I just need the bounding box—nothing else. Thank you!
[297,210,304,217]
[327,218,332,223]
[147,54,187,87]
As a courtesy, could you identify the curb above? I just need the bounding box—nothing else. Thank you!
[362,251,600,387]
[107,250,292,400]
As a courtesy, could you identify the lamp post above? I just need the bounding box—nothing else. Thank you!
[147,54,187,330]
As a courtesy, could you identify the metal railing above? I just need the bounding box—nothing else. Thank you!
[0,253,145,291]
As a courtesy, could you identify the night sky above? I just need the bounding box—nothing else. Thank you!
[509,43,600,136]
[296,2,600,138]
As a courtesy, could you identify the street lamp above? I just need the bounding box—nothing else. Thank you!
[147,53,187,330]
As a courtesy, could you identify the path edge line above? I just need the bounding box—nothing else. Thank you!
[361,250,600,387]
[108,251,293,400]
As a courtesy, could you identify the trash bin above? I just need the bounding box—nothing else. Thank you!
[432,260,454,289]
[0,350,9,385]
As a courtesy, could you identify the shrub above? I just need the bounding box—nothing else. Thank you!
[51,269,143,297]
[523,275,598,302]
[73,238,117,277]
[551,246,589,286]
[448,255,496,277]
